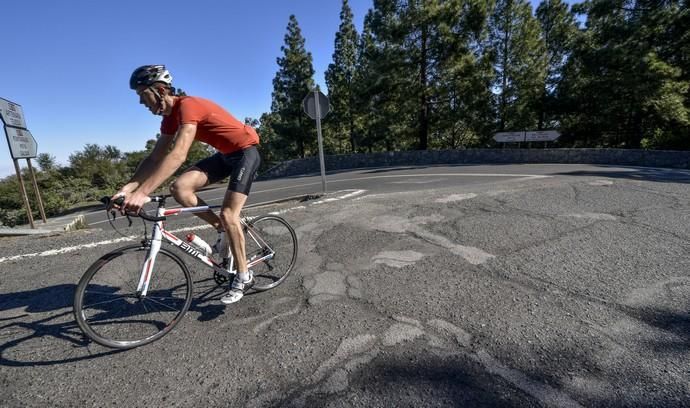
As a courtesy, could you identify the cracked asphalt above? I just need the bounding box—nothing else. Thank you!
[1,164,689,407]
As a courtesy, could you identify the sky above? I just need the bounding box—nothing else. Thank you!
[0,0,562,178]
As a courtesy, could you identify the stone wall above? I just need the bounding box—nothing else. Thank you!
[258,148,690,180]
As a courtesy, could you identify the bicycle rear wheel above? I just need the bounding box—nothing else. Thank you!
[244,215,298,291]
[73,244,193,349]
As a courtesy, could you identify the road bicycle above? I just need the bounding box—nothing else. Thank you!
[73,195,298,349]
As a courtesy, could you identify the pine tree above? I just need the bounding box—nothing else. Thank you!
[363,0,444,151]
[255,112,282,168]
[535,0,578,129]
[489,0,548,132]
[325,0,360,153]
[429,0,496,148]
[360,2,416,151]
[270,15,316,158]
[400,0,436,150]
[561,0,689,148]
[36,153,58,172]
[352,10,387,152]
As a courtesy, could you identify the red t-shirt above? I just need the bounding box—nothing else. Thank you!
[160,96,259,154]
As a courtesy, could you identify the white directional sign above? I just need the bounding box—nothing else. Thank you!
[5,126,38,159]
[493,131,525,143]
[0,98,27,129]
[525,130,560,142]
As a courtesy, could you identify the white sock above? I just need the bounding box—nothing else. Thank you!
[237,271,250,282]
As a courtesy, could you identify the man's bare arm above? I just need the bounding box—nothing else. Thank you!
[134,124,197,196]
[118,134,175,194]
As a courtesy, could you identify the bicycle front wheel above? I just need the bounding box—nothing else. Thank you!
[73,244,193,349]
[245,215,298,291]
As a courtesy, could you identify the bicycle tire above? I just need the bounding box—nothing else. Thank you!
[73,244,193,349]
[244,215,298,291]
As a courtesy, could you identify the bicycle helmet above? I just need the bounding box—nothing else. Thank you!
[129,65,173,89]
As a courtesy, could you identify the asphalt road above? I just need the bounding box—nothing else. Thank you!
[83,164,549,228]
[1,164,689,407]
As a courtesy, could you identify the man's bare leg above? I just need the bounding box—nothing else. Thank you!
[169,168,222,229]
[219,191,249,274]
[219,190,252,303]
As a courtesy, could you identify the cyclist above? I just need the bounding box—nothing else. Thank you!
[114,64,260,304]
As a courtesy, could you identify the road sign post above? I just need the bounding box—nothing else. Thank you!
[1,97,46,227]
[11,158,34,228]
[302,90,330,194]
[26,159,46,223]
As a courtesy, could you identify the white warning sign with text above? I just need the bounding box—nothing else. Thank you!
[0,98,27,129]
[5,126,38,159]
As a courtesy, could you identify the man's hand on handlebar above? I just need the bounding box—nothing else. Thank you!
[106,191,127,212]
[102,192,163,222]
[104,191,150,216]
[122,191,151,215]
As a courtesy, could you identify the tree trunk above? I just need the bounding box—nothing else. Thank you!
[418,24,429,150]
[538,91,546,130]
[348,84,357,153]
[500,9,511,131]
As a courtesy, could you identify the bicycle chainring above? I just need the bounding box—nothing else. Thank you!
[213,271,229,285]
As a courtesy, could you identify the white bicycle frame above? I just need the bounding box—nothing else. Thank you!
[135,204,274,296]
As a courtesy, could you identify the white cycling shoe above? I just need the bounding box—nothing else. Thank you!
[221,271,254,304]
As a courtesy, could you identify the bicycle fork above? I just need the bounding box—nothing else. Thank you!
[136,219,164,297]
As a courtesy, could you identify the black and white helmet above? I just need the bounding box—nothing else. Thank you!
[129,65,173,89]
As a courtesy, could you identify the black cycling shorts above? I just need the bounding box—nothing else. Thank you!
[193,145,261,195]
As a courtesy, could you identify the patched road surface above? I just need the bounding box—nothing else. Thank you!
[1,164,689,407]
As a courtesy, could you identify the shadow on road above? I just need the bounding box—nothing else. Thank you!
[0,284,123,366]
[554,166,690,184]
[270,353,544,407]
[0,278,241,366]
[629,307,690,350]
[0,284,75,313]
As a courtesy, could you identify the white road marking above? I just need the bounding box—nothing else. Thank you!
[153,173,540,204]
[267,206,307,215]
[89,173,548,226]
[436,193,478,203]
[390,178,445,184]
[588,180,614,186]
[4,168,546,264]
[0,236,138,263]
[252,301,302,334]
[268,189,366,216]
[382,323,425,346]
[372,250,426,268]
[561,212,618,221]
[309,334,378,384]
[0,190,366,264]
[249,173,549,199]
[414,229,495,265]
[0,224,213,264]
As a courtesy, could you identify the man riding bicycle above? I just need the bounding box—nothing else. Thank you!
[114,64,260,304]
